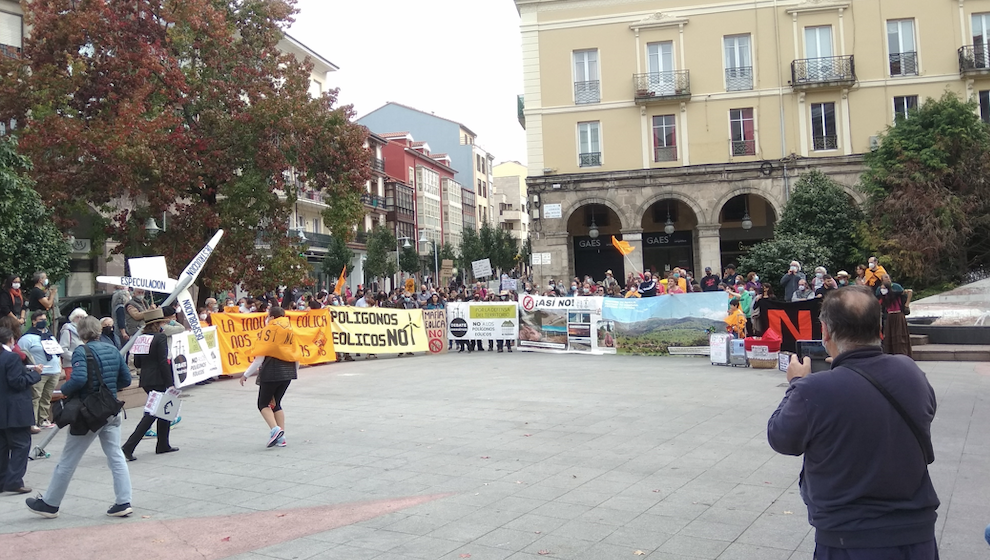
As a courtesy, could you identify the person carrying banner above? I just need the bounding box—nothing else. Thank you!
[240,306,299,448]
[120,308,179,461]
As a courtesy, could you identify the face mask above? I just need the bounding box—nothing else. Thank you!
[11,282,20,289]
[199,313,208,320]
[754,276,759,282]
[880,288,889,295]
[747,290,756,296]
[790,266,798,272]
[816,273,823,279]
[42,279,49,286]
[798,286,807,291]
[839,280,847,286]
[673,274,680,279]
[35,320,48,330]
[869,263,877,270]
[102,326,114,337]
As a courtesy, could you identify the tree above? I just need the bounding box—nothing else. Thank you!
[477,222,519,274]
[738,234,833,289]
[320,234,354,280]
[399,246,421,275]
[363,225,396,284]
[0,0,371,296]
[427,243,458,273]
[774,170,864,271]
[861,91,990,286]
[459,227,484,279]
[0,137,69,282]
[520,236,533,271]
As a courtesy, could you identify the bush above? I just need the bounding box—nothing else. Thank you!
[738,233,833,289]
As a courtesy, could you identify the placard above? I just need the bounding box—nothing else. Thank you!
[517,295,603,354]
[144,387,182,421]
[472,258,493,278]
[131,334,154,355]
[710,333,731,364]
[447,303,519,342]
[328,307,429,354]
[543,204,562,219]
[423,308,448,354]
[41,340,64,355]
[169,326,223,387]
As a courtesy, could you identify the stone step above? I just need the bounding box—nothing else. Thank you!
[912,344,990,362]
[910,334,929,346]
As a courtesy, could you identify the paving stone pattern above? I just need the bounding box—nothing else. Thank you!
[1,354,988,559]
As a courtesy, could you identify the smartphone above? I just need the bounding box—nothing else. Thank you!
[795,340,831,373]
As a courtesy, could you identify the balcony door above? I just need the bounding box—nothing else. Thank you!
[973,14,990,68]
[805,26,834,80]
[647,42,675,95]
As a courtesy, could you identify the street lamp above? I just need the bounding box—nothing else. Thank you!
[419,229,438,287]
[741,195,753,231]
[664,201,675,235]
[587,207,599,239]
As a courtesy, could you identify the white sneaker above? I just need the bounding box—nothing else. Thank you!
[267,426,284,448]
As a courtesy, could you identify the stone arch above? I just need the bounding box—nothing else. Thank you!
[710,186,784,225]
[562,196,630,232]
[633,191,706,229]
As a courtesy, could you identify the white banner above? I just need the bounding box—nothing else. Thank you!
[169,326,222,388]
[447,302,519,341]
[472,258,493,278]
[517,295,605,354]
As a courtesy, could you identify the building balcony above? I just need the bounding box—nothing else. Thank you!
[361,192,387,210]
[355,231,368,245]
[889,52,918,77]
[812,135,838,151]
[371,157,385,173]
[959,45,990,76]
[579,152,602,168]
[0,44,21,60]
[654,146,677,163]
[790,55,855,89]
[574,80,600,104]
[633,71,691,103]
[730,139,756,157]
[306,232,333,249]
[296,188,328,208]
[500,209,524,222]
[725,67,753,91]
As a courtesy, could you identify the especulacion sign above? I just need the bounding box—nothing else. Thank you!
[329,307,429,353]
[447,302,519,341]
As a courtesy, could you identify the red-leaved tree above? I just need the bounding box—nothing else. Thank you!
[0,0,371,297]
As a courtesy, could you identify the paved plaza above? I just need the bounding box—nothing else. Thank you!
[1,352,988,560]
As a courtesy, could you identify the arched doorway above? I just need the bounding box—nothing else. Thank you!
[718,194,777,268]
[641,199,699,276]
[567,203,623,282]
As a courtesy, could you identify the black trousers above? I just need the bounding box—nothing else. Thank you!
[122,387,172,454]
[0,427,31,491]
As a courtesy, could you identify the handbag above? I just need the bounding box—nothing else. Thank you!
[846,365,934,464]
[78,345,125,433]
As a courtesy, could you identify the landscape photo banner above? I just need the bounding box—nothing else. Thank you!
[761,299,822,353]
[328,307,429,354]
[447,302,519,342]
[601,293,728,355]
[517,295,604,354]
[212,311,336,374]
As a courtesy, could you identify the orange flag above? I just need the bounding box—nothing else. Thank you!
[333,266,347,295]
[612,235,634,256]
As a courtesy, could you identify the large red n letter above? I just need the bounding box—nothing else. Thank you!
[767,309,813,340]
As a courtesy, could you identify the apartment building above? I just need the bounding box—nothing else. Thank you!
[516,0,990,284]
[492,161,531,242]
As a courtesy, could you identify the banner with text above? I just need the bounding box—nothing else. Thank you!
[760,299,822,353]
[517,295,605,354]
[168,326,223,387]
[423,309,448,354]
[447,302,519,342]
[328,307,429,354]
[212,311,336,374]
[602,293,728,355]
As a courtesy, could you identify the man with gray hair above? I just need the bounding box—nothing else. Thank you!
[768,286,939,559]
[780,260,806,301]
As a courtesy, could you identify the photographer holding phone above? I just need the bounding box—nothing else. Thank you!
[768,286,939,559]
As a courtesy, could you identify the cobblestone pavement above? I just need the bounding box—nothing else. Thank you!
[1,353,988,560]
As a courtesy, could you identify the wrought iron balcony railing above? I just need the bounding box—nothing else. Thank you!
[889,52,918,77]
[959,45,990,74]
[361,193,387,209]
[812,135,838,151]
[371,157,385,173]
[574,80,600,104]
[725,67,753,91]
[790,55,855,87]
[0,44,21,60]
[634,71,691,101]
[730,139,756,157]
[579,152,602,167]
[654,146,677,162]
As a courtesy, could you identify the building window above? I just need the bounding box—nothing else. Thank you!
[0,11,22,59]
[644,41,678,96]
[811,102,838,151]
[408,166,414,184]
[652,115,677,162]
[730,108,756,156]
[578,121,601,167]
[981,91,990,123]
[893,95,918,121]
[974,14,990,68]
[724,35,753,91]
[887,20,917,76]
[308,79,322,98]
[313,219,321,234]
[573,49,600,104]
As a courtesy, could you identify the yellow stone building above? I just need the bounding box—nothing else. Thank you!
[516,0,990,285]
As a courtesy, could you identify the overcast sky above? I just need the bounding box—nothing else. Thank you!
[288,0,527,166]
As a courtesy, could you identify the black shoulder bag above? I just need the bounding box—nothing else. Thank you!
[846,365,935,464]
[78,345,125,433]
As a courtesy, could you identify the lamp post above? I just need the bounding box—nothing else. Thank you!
[419,229,438,288]
[395,223,412,292]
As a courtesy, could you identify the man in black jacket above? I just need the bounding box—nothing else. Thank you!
[0,327,42,494]
[768,286,939,559]
[120,308,179,460]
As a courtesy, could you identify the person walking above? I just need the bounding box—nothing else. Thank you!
[18,311,62,431]
[768,286,939,559]
[26,316,133,519]
[0,327,42,494]
[120,309,179,461]
[240,307,298,448]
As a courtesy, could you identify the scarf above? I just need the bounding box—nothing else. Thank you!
[26,326,56,361]
[8,288,22,306]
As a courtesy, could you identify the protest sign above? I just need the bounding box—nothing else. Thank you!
[144,387,182,422]
[169,325,223,387]
[422,309,448,354]
[328,307,429,354]
[447,303,519,342]
[517,295,604,354]
[602,293,727,355]
[472,258,493,278]
[212,310,336,374]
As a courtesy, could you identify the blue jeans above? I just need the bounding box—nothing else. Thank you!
[815,539,938,560]
[985,524,990,546]
[42,413,131,507]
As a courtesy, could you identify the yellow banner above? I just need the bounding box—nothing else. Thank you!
[212,311,336,374]
[328,307,429,354]
[468,304,517,319]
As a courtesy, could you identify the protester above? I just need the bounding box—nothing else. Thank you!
[812,266,828,292]
[18,311,61,431]
[722,264,737,286]
[877,274,913,358]
[835,270,851,287]
[780,261,807,301]
[240,306,297,448]
[120,309,179,461]
[638,272,658,297]
[110,285,131,343]
[864,256,888,289]
[0,326,42,494]
[791,278,816,302]
[603,270,618,292]
[854,264,868,286]
[768,286,939,558]
[0,275,25,325]
[700,267,720,292]
[815,275,838,298]
[124,288,152,338]
[724,298,746,338]
[26,316,133,519]
[59,308,87,378]
[26,272,55,322]
[744,272,762,293]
